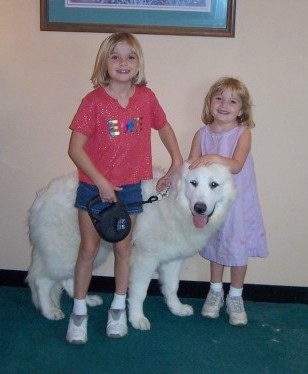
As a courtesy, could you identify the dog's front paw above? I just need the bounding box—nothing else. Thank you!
[129,316,151,330]
[169,303,194,317]
[85,294,103,307]
[43,308,65,320]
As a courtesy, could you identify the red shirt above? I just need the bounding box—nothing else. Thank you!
[69,86,167,186]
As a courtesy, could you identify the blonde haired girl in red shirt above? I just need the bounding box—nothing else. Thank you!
[66,32,183,344]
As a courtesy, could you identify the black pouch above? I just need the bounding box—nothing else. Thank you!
[87,195,131,243]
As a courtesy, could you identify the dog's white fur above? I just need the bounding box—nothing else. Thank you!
[27,163,235,330]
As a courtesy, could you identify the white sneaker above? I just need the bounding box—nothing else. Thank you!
[201,289,224,318]
[66,314,88,344]
[106,309,128,338]
[226,295,248,326]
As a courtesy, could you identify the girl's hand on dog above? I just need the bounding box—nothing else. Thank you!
[189,154,222,169]
[156,175,170,192]
[156,162,182,192]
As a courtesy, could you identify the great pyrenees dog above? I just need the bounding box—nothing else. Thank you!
[27,163,235,330]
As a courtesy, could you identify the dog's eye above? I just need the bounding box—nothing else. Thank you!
[190,180,198,187]
[210,181,219,189]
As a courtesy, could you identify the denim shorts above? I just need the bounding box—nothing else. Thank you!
[75,181,143,215]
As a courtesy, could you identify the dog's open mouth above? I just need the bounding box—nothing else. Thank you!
[193,215,209,228]
[192,208,215,228]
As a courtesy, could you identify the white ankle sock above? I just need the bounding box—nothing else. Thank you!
[229,286,243,297]
[210,282,223,293]
[110,293,127,310]
[73,298,87,315]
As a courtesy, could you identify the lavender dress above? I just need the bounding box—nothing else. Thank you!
[199,125,268,266]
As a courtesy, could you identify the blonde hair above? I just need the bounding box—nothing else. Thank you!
[201,77,255,128]
[91,32,147,88]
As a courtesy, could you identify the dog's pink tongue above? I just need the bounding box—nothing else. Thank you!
[193,215,209,228]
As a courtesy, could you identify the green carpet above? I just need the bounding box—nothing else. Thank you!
[0,287,307,374]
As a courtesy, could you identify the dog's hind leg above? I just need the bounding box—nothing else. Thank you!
[158,259,194,317]
[128,254,157,330]
[27,275,40,310]
[62,278,103,307]
[86,294,103,307]
[35,278,65,320]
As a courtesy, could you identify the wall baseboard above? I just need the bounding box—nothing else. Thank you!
[1,269,307,304]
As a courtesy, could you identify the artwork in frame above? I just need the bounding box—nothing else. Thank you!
[40,0,236,37]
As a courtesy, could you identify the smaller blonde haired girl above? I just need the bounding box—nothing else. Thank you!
[188,77,268,326]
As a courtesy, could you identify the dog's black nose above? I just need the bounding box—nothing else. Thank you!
[194,202,207,214]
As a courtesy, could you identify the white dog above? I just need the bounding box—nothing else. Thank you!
[27,163,235,330]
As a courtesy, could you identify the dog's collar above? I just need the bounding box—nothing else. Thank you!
[155,184,171,201]
[142,184,170,204]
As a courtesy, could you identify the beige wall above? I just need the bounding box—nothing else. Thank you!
[1,1,307,287]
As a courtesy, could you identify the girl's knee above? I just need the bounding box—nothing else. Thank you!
[78,242,100,262]
[113,242,132,259]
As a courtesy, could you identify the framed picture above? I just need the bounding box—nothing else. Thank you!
[40,0,236,37]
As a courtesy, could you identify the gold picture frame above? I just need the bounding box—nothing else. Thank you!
[40,0,236,37]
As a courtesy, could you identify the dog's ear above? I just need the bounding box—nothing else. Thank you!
[173,164,188,201]
[174,178,182,200]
